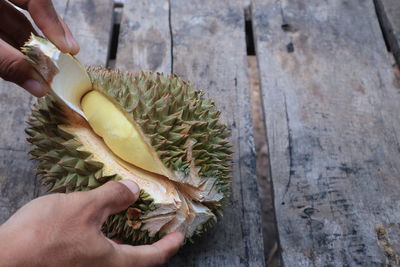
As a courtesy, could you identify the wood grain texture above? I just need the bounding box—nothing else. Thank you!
[375,0,400,65]
[116,0,172,74]
[0,0,114,222]
[169,0,265,266]
[253,0,400,265]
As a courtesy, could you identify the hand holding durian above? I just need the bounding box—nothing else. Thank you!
[0,180,184,266]
[0,0,79,97]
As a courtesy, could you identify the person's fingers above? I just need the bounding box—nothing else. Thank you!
[9,0,79,54]
[83,180,140,226]
[57,15,80,55]
[0,32,18,49]
[0,0,37,48]
[117,232,184,267]
[0,39,50,97]
[149,232,184,263]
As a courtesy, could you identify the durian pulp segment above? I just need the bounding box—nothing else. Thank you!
[81,90,170,178]
[24,34,92,119]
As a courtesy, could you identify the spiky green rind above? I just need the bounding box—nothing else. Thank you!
[26,69,231,244]
[88,68,233,198]
[26,95,156,244]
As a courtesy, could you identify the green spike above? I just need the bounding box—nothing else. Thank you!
[74,160,89,175]
[88,174,101,188]
[76,175,88,187]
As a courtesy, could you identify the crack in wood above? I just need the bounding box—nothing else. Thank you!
[246,4,280,260]
[373,0,400,66]
[168,0,174,74]
[373,0,392,52]
[278,0,286,27]
[244,6,256,56]
[106,3,123,68]
[282,94,293,203]
[234,74,251,267]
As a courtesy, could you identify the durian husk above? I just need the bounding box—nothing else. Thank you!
[26,66,232,244]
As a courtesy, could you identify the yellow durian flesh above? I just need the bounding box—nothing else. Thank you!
[81,90,167,176]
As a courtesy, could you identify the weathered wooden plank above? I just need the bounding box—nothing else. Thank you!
[0,150,35,224]
[169,1,265,266]
[0,0,114,222]
[248,54,280,265]
[375,0,400,65]
[116,0,265,266]
[253,0,400,265]
[116,0,171,74]
[0,87,35,151]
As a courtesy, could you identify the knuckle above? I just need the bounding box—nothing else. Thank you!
[0,56,25,82]
[35,0,60,23]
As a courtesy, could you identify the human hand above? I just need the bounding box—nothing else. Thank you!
[0,180,184,267]
[0,0,80,97]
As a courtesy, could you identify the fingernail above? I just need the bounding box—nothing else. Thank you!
[22,79,48,97]
[65,33,79,54]
[119,180,140,197]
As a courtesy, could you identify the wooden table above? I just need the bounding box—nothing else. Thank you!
[1,0,400,266]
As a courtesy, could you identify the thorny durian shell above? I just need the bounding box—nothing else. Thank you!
[26,69,232,245]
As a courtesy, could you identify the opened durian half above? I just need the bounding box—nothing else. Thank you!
[23,35,232,244]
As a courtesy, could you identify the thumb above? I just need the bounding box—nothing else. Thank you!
[84,180,140,226]
[0,39,50,97]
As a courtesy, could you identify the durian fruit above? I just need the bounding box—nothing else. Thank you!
[23,35,232,244]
